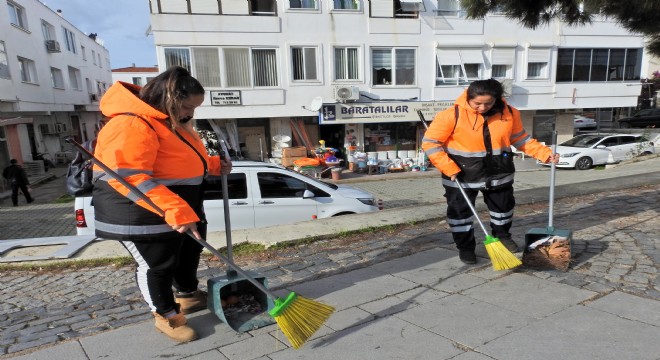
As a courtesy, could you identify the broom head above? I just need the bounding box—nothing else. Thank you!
[269,292,335,349]
[484,235,522,271]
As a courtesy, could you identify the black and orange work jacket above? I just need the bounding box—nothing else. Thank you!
[422,90,551,189]
[93,81,221,241]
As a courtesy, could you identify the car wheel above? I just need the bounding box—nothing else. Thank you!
[575,156,593,170]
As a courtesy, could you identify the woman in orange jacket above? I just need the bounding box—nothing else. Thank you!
[94,67,231,342]
[422,79,558,264]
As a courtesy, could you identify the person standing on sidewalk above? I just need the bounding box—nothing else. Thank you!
[422,79,558,264]
[2,159,34,206]
[93,66,231,342]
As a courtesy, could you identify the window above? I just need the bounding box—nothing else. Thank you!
[436,0,462,16]
[81,45,86,60]
[63,27,77,53]
[291,46,318,81]
[164,48,191,71]
[334,46,360,81]
[289,0,317,9]
[372,47,415,86]
[192,47,221,87]
[132,77,142,86]
[50,67,64,88]
[257,172,322,198]
[0,41,10,80]
[98,53,102,68]
[333,0,359,10]
[435,48,484,85]
[224,48,278,87]
[92,50,96,65]
[491,48,515,79]
[204,173,248,200]
[556,48,642,83]
[7,1,27,29]
[18,57,37,83]
[85,77,92,93]
[370,0,423,18]
[146,76,155,83]
[68,66,82,90]
[250,0,277,15]
[526,48,549,79]
[41,20,56,40]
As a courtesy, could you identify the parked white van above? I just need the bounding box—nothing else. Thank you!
[75,162,381,235]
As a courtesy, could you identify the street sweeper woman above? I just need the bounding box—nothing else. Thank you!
[422,79,559,264]
[93,66,231,342]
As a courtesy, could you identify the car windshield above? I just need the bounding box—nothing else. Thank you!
[560,134,604,148]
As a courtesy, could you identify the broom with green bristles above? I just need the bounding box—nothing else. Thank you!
[65,137,335,349]
[455,179,522,271]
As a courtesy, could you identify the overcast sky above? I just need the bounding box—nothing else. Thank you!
[41,0,157,69]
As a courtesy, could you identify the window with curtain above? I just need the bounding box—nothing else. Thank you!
[491,48,515,79]
[18,57,37,83]
[334,46,359,80]
[555,48,642,83]
[50,67,64,88]
[192,47,221,87]
[291,46,317,81]
[526,48,549,79]
[224,48,278,87]
[333,0,359,10]
[165,48,192,72]
[0,41,10,80]
[372,47,415,86]
[289,0,317,9]
[436,48,484,85]
[68,66,82,90]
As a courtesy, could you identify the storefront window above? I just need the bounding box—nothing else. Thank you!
[363,122,418,152]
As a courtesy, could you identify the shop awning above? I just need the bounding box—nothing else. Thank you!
[0,117,33,126]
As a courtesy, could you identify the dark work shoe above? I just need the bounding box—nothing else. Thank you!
[499,237,520,253]
[458,249,477,264]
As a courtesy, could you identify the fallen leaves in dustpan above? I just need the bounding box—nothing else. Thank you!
[222,294,264,317]
[522,236,571,271]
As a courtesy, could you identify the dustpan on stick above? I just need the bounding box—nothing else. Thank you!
[523,131,573,271]
[206,140,276,332]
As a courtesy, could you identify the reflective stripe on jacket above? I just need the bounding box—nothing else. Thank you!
[93,81,221,240]
[422,90,551,188]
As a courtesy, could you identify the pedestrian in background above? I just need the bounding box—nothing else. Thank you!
[2,159,34,206]
[94,66,231,342]
[422,79,559,264]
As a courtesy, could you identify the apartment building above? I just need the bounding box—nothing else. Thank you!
[0,0,111,172]
[111,64,159,86]
[148,0,647,161]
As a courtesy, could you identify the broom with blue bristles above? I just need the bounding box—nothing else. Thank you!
[455,179,522,271]
[65,137,334,349]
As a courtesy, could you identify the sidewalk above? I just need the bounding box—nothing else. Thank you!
[1,157,659,359]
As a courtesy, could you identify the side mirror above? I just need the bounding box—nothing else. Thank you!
[302,190,315,199]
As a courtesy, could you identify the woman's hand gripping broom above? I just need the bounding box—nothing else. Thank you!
[454,179,522,271]
[65,137,335,349]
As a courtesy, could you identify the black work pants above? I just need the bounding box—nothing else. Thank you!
[123,223,205,315]
[443,184,515,251]
[11,183,33,206]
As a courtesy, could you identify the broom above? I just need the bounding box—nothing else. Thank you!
[65,137,334,349]
[454,179,522,271]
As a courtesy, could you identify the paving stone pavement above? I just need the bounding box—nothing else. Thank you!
[0,184,658,357]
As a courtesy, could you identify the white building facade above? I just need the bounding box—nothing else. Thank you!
[0,0,111,171]
[148,0,647,161]
[111,65,159,86]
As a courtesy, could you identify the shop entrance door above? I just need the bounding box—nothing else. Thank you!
[319,124,345,160]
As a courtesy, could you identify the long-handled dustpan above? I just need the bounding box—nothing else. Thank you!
[206,140,276,332]
[523,131,573,269]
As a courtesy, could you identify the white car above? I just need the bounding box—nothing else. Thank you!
[547,133,655,170]
[573,115,597,129]
[75,162,381,235]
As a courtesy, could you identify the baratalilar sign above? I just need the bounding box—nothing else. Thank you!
[319,101,453,124]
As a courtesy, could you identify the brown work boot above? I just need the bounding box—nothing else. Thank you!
[153,307,198,343]
[499,237,520,253]
[175,290,208,315]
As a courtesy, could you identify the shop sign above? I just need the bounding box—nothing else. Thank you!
[319,101,453,124]
[210,90,242,106]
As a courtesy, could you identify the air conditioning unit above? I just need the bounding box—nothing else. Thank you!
[45,40,61,53]
[498,78,513,97]
[333,86,360,101]
[90,94,98,102]
[55,123,67,134]
[39,123,56,135]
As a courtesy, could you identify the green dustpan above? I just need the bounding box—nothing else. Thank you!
[206,140,275,332]
[524,131,573,257]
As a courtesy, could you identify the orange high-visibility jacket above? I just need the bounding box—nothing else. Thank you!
[422,90,551,188]
[92,81,221,240]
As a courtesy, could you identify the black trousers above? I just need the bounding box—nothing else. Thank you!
[123,223,205,315]
[443,184,515,251]
[11,183,33,206]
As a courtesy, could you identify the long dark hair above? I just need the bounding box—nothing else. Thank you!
[467,79,505,116]
[139,66,204,129]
